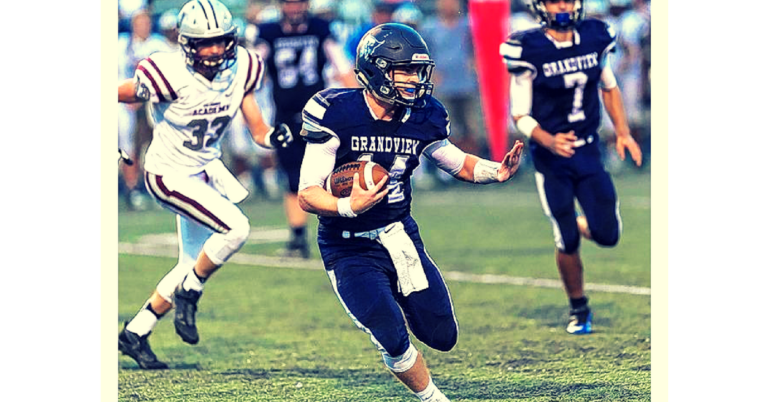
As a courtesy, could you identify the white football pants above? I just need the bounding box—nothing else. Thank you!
[145,170,250,302]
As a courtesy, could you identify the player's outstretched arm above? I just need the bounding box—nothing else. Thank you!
[601,86,642,166]
[240,95,293,149]
[449,140,524,184]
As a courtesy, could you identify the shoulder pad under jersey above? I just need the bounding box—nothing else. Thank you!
[239,47,265,94]
[134,52,181,103]
[423,96,451,141]
[300,88,341,144]
[499,28,542,77]
[579,18,618,55]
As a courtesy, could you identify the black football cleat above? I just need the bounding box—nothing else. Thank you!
[173,285,201,345]
[284,238,310,259]
[118,324,168,370]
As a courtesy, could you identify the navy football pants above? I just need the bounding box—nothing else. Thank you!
[318,216,459,357]
[533,145,622,254]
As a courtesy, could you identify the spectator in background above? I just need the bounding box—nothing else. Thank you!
[616,0,650,156]
[582,0,610,21]
[509,0,540,33]
[311,0,336,22]
[311,0,353,88]
[343,0,401,63]
[157,9,180,51]
[392,1,423,29]
[420,0,484,158]
[640,17,650,136]
[118,0,147,33]
[117,9,172,210]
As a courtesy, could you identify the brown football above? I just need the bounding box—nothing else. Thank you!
[326,161,390,197]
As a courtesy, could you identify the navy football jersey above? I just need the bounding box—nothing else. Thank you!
[501,19,617,149]
[302,88,451,232]
[256,17,333,115]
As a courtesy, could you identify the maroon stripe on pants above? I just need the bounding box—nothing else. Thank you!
[145,172,231,233]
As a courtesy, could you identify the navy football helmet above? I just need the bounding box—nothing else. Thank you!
[355,23,434,108]
[527,0,585,31]
[177,0,238,77]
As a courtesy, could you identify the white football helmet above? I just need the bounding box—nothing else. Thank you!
[177,0,238,76]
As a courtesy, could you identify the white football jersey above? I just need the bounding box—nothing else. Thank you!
[134,46,265,176]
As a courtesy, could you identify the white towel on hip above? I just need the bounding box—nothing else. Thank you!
[204,159,249,204]
[377,222,429,297]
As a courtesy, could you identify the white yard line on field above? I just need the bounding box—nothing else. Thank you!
[118,227,651,296]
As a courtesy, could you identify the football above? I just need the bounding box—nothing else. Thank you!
[326,161,390,197]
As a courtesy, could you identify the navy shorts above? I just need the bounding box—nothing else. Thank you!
[275,113,306,194]
[532,142,621,254]
[318,216,459,357]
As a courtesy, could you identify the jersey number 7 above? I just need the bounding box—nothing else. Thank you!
[564,72,587,123]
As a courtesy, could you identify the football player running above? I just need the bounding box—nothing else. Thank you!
[297,23,524,401]
[252,0,358,259]
[500,0,643,335]
[117,0,293,369]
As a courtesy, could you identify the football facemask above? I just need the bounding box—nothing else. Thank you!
[385,63,434,105]
[181,34,238,77]
[528,0,585,31]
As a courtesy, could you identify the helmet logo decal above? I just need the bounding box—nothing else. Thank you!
[204,0,219,29]
[195,0,212,29]
[360,36,385,61]
[412,54,429,61]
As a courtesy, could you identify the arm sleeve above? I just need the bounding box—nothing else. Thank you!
[500,37,537,78]
[299,136,340,191]
[600,58,618,90]
[509,70,533,117]
[423,139,467,176]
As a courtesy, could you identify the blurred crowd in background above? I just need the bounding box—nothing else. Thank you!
[118,0,651,210]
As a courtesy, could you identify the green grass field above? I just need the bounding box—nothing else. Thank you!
[118,167,651,401]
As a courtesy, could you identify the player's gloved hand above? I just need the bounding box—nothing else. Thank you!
[267,123,293,148]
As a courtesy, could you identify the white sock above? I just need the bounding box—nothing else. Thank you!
[415,378,449,402]
[182,269,205,292]
[125,307,159,337]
